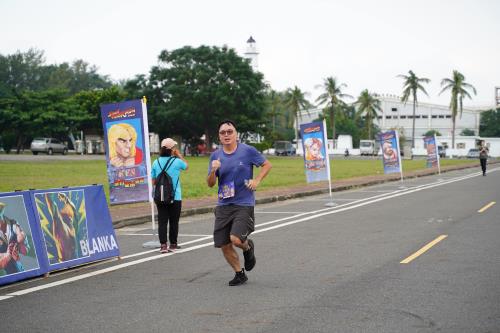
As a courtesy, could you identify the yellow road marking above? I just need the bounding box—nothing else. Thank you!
[478,201,496,213]
[400,235,448,264]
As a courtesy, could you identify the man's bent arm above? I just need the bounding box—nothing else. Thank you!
[207,169,217,187]
[252,160,272,189]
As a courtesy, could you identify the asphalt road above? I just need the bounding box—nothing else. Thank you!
[0,167,499,332]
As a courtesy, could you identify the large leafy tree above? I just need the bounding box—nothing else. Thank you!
[398,70,430,148]
[44,60,112,94]
[147,45,267,146]
[439,70,477,148]
[315,77,352,148]
[0,49,115,152]
[0,89,84,152]
[0,48,46,97]
[480,108,500,137]
[283,86,310,150]
[0,49,111,97]
[354,90,382,140]
[69,86,128,133]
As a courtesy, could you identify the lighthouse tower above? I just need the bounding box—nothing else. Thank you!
[244,36,259,71]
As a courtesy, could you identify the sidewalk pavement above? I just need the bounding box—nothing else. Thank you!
[110,161,488,228]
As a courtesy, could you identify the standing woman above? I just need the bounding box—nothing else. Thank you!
[152,138,188,253]
[479,141,489,176]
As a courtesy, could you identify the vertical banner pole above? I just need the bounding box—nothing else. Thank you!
[396,130,404,183]
[323,119,336,206]
[141,96,160,248]
[324,119,333,198]
[150,201,155,234]
[141,96,154,232]
[435,134,441,175]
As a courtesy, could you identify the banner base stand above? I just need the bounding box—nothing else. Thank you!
[324,201,337,207]
[142,240,161,248]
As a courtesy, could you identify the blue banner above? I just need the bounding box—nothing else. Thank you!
[0,192,48,286]
[31,185,120,272]
[1,185,119,286]
[378,130,402,175]
[300,121,330,183]
[424,135,440,169]
[101,99,152,204]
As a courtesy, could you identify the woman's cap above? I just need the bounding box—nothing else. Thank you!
[161,138,177,149]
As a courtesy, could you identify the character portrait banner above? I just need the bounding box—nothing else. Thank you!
[378,130,402,175]
[300,121,330,183]
[31,185,120,272]
[0,192,47,286]
[424,135,440,170]
[101,99,152,204]
[34,189,90,267]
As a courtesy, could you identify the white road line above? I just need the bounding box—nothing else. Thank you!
[179,233,212,237]
[1,168,493,300]
[354,190,396,193]
[255,211,305,214]
[119,233,212,237]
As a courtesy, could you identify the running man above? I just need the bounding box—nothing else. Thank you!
[207,120,272,286]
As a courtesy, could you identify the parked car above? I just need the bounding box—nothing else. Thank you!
[438,146,446,158]
[30,138,68,155]
[466,148,479,159]
[274,141,296,156]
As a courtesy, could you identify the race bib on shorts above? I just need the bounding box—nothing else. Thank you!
[218,181,235,199]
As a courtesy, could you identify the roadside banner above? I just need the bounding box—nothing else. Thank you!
[300,121,330,183]
[31,185,119,272]
[0,192,48,286]
[101,99,152,204]
[0,185,119,286]
[424,135,441,173]
[378,130,403,177]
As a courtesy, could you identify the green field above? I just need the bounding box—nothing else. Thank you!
[0,156,475,202]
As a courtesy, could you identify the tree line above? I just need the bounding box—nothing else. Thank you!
[1,47,498,153]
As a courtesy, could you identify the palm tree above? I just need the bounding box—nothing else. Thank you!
[398,70,430,149]
[283,86,310,150]
[354,89,382,140]
[439,70,477,148]
[266,89,282,132]
[315,77,352,149]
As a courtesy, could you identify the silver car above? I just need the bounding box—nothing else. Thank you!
[30,138,68,155]
[466,148,480,159]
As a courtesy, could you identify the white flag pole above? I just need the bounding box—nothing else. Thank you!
[141,96,160,248]
[323,119,336,206]
[395,130,405,188]
[435,134,441,175]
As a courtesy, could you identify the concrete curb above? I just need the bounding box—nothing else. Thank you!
[113,161,494,228]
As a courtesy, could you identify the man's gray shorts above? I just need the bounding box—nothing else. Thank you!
[213,205,254,247]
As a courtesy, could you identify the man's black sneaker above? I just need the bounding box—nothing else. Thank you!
[228,269,248,286]
[243,239,256,271]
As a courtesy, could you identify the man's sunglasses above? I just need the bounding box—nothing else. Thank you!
[219,129,234,136]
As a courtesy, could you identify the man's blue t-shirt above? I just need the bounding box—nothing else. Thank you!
[152,156,187,201]
[208,143,266,206]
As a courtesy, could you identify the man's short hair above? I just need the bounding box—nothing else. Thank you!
[218,119,237,131]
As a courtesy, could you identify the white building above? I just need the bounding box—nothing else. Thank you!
[377,94,483,139]
[297,95,485,143]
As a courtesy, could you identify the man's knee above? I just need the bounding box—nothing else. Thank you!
[230,234,243,247]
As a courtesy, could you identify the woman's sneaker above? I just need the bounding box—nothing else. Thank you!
[243,239,256,271]
[160,243,169,253]
[169,244,181,252]
[228,269,248,286]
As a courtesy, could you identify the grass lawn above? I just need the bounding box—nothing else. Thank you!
[0,156,475,202]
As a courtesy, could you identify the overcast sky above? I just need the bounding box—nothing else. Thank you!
[2,0,499,107]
